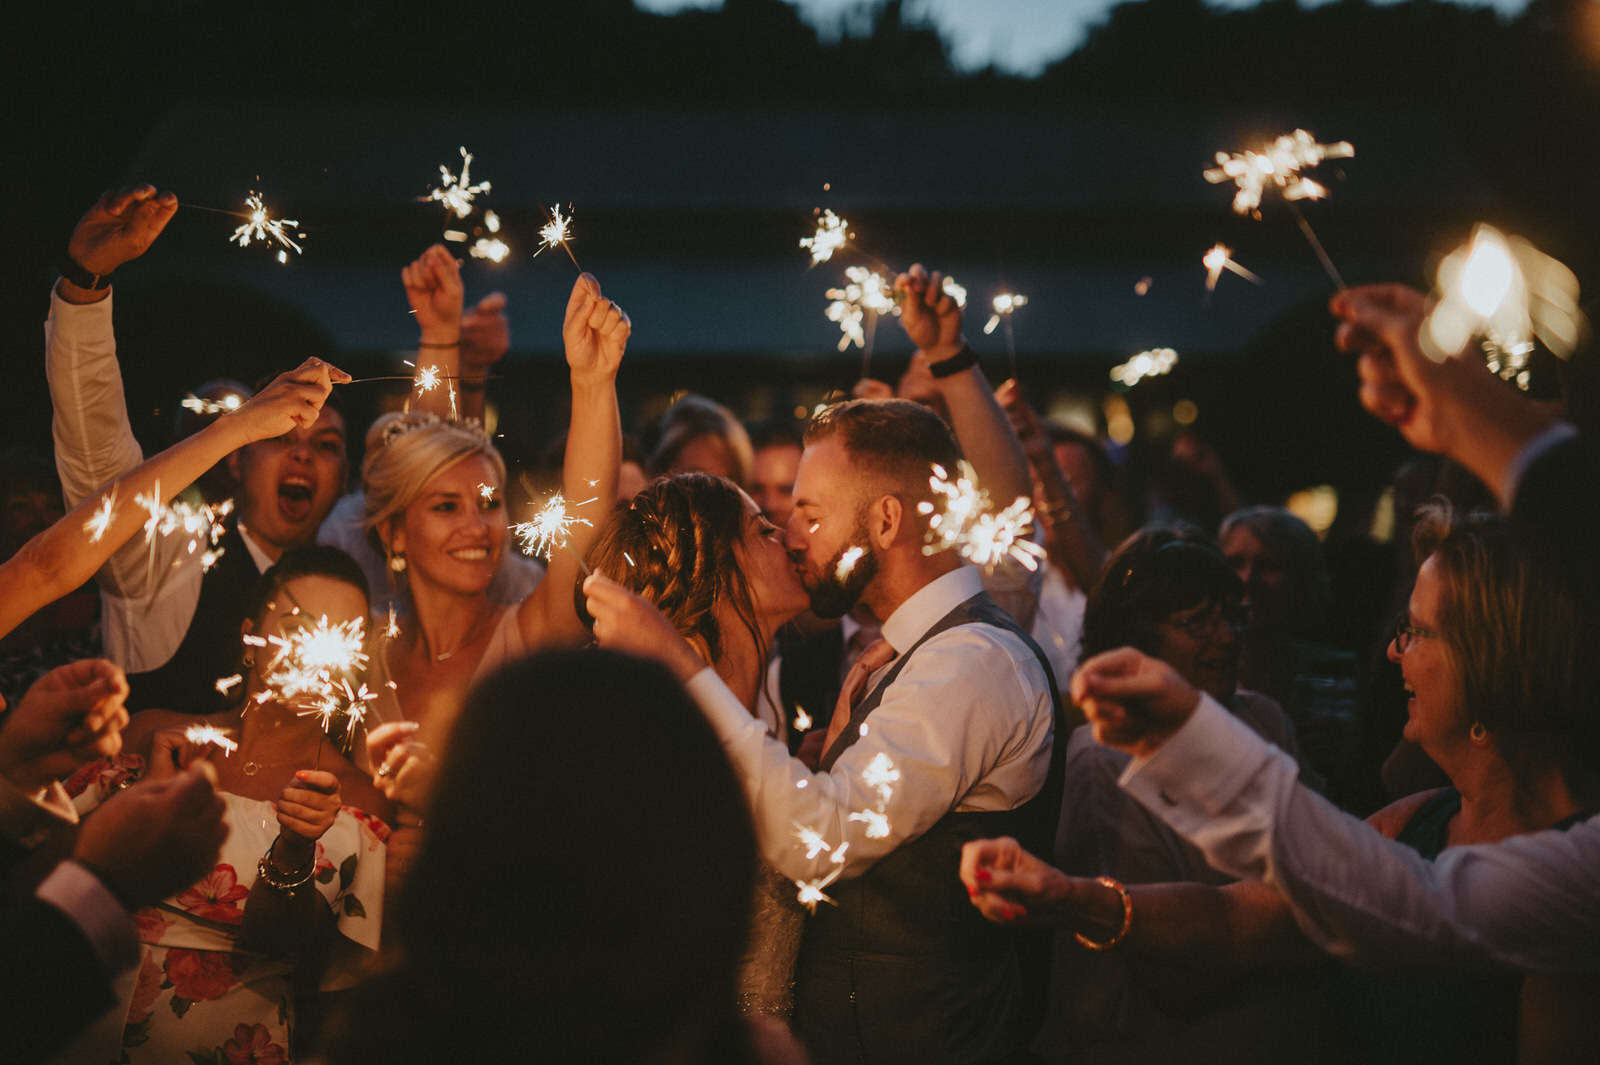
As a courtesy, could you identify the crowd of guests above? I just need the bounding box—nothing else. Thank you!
[0,182,1595,1065]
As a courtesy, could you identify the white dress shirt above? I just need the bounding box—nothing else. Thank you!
[1120,694,1600,973]
[43,288,273,672]
[687,566,1055,884]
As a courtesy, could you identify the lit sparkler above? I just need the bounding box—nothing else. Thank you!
[413,364,443,393]
[801,209,850,265]
[941,275,968,308]
[835,545,865,580]
[824,266,899,353]
[983,292,1028,335]
[1204,129,1353,217]
[512,493,595,561]
[1202,244,1262,293]
[215,674,243,696]
[425,147,491,220]
[795,867,842,912]
[257,613,371,712]
[918,461,1046,572]
[1110,348,1178,387]
[83,492,116,543]
[795,824,832,860]
[133,486,234,572]
[382,604,401,640]
[478,483,496,502]
[183,724,238,756]
[1423,224,1586,389]
[230,193,303,263]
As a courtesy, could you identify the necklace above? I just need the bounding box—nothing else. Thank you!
[427,610,496,662]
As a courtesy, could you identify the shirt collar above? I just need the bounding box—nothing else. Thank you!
[236,523,277,574]
[879,566,982,655]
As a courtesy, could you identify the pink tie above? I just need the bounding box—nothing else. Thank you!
[822,637,896,756]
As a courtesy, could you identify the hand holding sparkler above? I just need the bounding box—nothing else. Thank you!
[146,725,216,781]
[58,184,179,304]
[582,573,707,684]
[894,264,967,365]
[563,273,631,386]
[230,358,352,441]
[0,658,130,791]
[1330,284,1556,499]
[402,244,466,345]
[273,768,342,848]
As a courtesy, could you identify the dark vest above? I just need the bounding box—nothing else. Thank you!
[794,591,1066,1065]
[776,623,846,753]
[126,521,263,715]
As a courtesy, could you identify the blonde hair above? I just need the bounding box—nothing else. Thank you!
[362,413,506,539]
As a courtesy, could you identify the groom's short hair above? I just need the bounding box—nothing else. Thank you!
[805,398,960,506]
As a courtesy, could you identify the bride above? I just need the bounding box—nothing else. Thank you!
[584,472,812,1017]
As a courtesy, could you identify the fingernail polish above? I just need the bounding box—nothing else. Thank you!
[975,868,992,883]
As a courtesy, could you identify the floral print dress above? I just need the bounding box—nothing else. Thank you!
[53,756,388,1065]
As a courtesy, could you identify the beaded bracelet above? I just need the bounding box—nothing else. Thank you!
[1074,875,1133,951]
[257,839,316,897]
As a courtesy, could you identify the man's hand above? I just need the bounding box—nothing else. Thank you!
[581,573,705,682]
[461,292,511,378]
[402,244,465,345]
[62,184,178,297]
[74,762,228,910]
[894,263,965,363]
[1331,284,1462,455]
[228,357,350,442]
[1070,647,1201,759]
[0,660,130,792]
[562,273,629,386]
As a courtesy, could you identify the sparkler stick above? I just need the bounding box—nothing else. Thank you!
[983,293,1028,381]
[1202,244,1262,295]
[1287,203,1346,291]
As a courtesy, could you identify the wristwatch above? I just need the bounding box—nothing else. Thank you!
[58,253,113,291]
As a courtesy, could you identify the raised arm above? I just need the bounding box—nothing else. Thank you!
[0,359,347,641]
[517,274,627,647]
[996,379,1106,589]
[457,292,510,424]
[401,244,465,421]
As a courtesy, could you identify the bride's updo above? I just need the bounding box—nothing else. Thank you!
[360,412,506,549]
[586,472,763,668]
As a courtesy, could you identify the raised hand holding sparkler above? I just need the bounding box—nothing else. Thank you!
[57,183,179,303]
[895,263,968,369]
[400,243,467,418]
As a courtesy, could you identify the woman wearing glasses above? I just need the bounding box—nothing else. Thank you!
[1031,524,1324,1063]
[972,504,1600,1063]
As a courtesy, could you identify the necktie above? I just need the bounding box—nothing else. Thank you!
[822,637,896,756]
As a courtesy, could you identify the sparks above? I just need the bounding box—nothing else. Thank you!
[180,392,244,415]
[918,460,1046,572]
[1111,348,1179,387]
[835,546,865,580]
[512,493,594,561]
[849,809,891,839]
[792,705,813,732]
[230,192,303,260]
[795,867,843,912]
[479,483,496,501]
[258,614,371,716]
[383,604,401,640]
[800,209,850,265]
[83,492,116,543]
[1204,129,1353,217]
[825,267,899,352]
[470,237,510,263]
[861,752,900,805]
[184,724,238,755]
[298,678,379,736]
[941,275,968,308]
[412,364,443,393]
[425,147,491,219]
[214,674,243,695]
[1423,224,1585,390]
[830,842,850,865]
[1202,244,1262,293]
[133,487,234,572]
[535,205,574,257]
[795,824,832,860]
[983,292,1028,335]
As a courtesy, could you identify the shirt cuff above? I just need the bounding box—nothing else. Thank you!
[36,860,140,976]
[48,280,115,321]
[0,774,80,847]
[1119,692,1277,817]
[1501,422,1578,512]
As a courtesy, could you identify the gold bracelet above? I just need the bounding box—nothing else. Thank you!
[256,839,316,897]
[1074,876,1132,951]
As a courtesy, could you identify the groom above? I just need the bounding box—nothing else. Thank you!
[585,266,1061,1064]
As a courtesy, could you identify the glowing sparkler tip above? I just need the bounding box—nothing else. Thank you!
[800,209,850,265]
[536,205,574,257]
[512,493,594,561]
[230,192,303,260]
[414,365,443,393]
[183,724,238,755]
[1111,348,1179,387]
[425,147,491,220]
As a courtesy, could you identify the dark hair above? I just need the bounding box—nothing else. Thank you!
[323,650,759,1065]
[584,474,766,689]
[243,544,371,629]
[803,397,961,507]
[1045,421,1113,490]
[647,394,754,487]
[1219,505,1331,640]
[1082,523,1242,659]
[746,418,805,454]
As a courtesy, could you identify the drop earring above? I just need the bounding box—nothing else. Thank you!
[389,554,407,573]
[1470,721,1490,747]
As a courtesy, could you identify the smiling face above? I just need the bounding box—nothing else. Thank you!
[1153,597,1242,704]
[733,490,810,629]
[386,455,506,599]
[231,407,348,557]
[786,436,879,619]
[1388,554,1468,757]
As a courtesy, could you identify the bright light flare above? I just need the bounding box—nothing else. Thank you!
[230,193,303,260]
[184,724,238,755]
[425,147,491,219]
[1205,129,1353,217]
[536,205,574,257]
[1424,224,1586,389]
[470,237,510,263]
[512,493,594,560]
[825,267,899,352]
[793,705,813,732]
[835,545,865,580]
[1202,244,1262,292]
[800,209,850,265]
[983,292,1028,335]
[795,867,842,912]
[861,752,900,806]
[257,614,372,720]
[181,393,244,415]
[83,492,116,543]
[849,809,891,838]
[1110,348,1178,387]
[942,276,968,308]
[413,364,442,393]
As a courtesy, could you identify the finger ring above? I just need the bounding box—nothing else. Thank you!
[376,762,393,778]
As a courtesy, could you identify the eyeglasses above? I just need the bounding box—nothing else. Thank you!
[1393,617,1440,653]
[1166,601,1250,641]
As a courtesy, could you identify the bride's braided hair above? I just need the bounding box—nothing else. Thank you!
[587,473,766,679]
